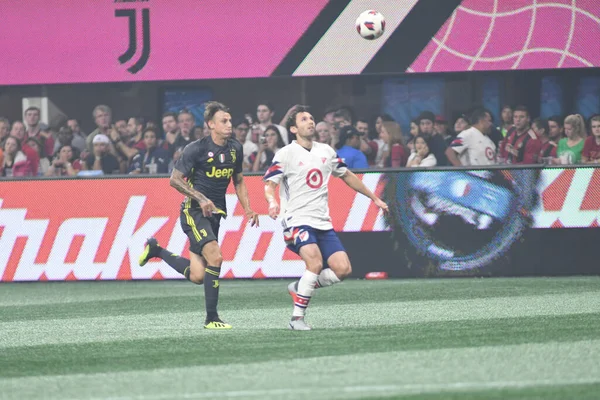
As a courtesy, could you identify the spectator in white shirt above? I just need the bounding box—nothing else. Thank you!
[234,119,257,171]
[446,108,496,166]
[406,135,437,167]
[256,102,289,144]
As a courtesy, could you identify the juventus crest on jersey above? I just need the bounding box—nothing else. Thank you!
[263,141,348,230]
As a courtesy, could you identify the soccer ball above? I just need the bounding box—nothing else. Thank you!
[355,10,386,40]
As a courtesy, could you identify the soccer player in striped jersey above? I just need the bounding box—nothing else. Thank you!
[264,105,389,330]
[138,102,259,330]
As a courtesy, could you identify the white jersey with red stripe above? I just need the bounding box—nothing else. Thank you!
[263,140,348,231]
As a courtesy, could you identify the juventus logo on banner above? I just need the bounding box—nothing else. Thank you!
[115,8,151,74]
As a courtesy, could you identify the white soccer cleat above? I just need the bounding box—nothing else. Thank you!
[289,317,312,331]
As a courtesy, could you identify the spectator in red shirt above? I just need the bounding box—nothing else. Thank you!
[24,107,54,157]
[9,121,39,175]
[547,116,564,141]
[381,121,407,168]
[533,118,556,163]
[1,136,34,177]
[582,115,600,164]
[500,105,542,164]
[25,137,51,175]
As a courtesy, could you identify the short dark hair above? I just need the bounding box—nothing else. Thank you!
[204,101,229,122]
[285,104,311,133]
[234,119,249,129]
[470,108,491,125]
[178,109,196,122]
[57,144,76,162]
[501,104,513,112]
[143,127,158,137]
[514,105,529,116]
[355,117,368,125]
[24,106,40,115]
[418,111,436,124]
[57,126,73,136]
[337,106,355,124]
[129,116,146,127]
[257,101,274,112]
[162,112,177,121]
[548,115,563,127]
[532,118,549,134]
[334,109,352,123]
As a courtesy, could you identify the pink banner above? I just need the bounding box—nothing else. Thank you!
[0,0,327,85]
[409,0,600,73]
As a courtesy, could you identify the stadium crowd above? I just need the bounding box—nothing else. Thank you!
[1,102,599,178]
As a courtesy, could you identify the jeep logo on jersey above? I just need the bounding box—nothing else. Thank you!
[206,166,234,179]
[115,8,151,74]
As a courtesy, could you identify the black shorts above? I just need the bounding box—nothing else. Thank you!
[180,208,222,255]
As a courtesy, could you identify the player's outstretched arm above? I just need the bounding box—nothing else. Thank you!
[340,170,389,214]
[169,169,216,217]
[233,172,259,227]
[264,181,280,220]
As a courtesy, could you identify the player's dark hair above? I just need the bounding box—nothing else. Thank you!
[286,105,311,133]
[501,104,513,112]
[162,112,178,121]
[470,108,491,125]
[548,115,563,127]
[203,102,229,122]
[532,118,549,135]
[514,105,529,116]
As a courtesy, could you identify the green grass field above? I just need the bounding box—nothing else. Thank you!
[1,277,600,400]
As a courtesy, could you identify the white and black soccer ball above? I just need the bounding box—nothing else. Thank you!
[355,10,385,40]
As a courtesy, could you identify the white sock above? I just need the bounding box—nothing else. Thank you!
[315,268,341,288]
[292,270,319,317]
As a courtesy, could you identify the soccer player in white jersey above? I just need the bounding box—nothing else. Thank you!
[446,108,496,166]
[263,105,389,330]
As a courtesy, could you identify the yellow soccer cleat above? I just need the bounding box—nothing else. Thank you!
[204,319,233,330]
[138,238,160,266]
